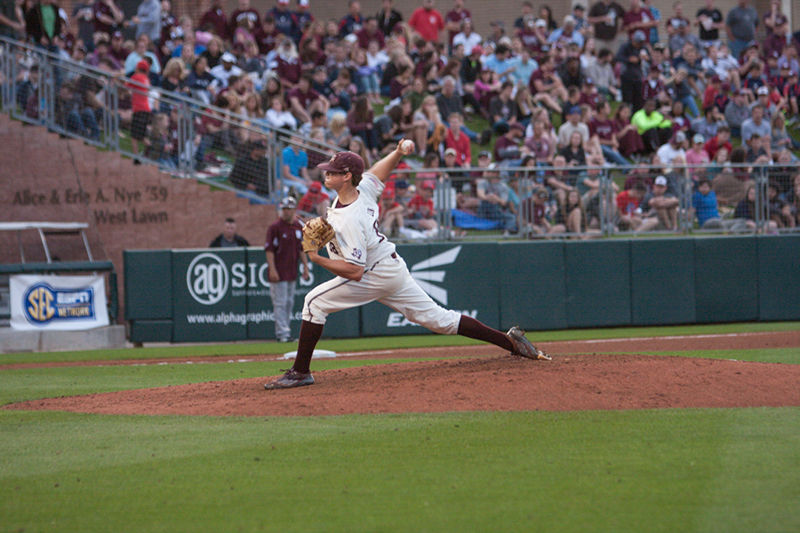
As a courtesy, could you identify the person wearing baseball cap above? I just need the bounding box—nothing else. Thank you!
[209,50,243,88]
[724,88,749,137]
[265,195,309,343]
[557,104,589,149]
[617,27,648,110]
[655,129,687,166]
[686,133,710,167]
[641,173,680,231]
[264,140,551,389]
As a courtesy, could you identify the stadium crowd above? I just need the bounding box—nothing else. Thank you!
[3,0,800,235]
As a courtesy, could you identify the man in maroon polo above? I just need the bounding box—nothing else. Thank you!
[265,196,310,343]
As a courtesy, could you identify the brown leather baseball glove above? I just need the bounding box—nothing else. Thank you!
[302,217,336,253]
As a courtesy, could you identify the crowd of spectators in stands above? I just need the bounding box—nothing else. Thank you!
[3,0,800,236]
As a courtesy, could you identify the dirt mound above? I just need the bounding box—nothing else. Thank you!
[9,354,800,417]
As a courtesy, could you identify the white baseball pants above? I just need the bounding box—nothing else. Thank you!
[302,254,461,334]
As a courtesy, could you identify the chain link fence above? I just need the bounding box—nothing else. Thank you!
[2,37,799,240]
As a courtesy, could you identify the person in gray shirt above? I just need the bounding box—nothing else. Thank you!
[725,0,758,59]
[724,89,750,137]
[740,105,771,143]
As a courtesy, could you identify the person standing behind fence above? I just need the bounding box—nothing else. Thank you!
[210,217,250,248]
[265,196,309,343]
[126,60,151,164]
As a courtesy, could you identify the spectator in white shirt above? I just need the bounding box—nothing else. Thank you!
[209,52,243,89]
[656,130,687,166]
[453,20,482,53]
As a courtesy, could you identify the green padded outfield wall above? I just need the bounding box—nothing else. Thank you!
[565,240,631,328]
[499,241,567,331]
[125,250,173,342]
[124,250,172,320]
[630,239,696,325]
[694,237,759,323]
[757,235,800,321]
[124,237,799,342]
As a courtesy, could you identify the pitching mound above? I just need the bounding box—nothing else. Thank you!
[9,353,800,417]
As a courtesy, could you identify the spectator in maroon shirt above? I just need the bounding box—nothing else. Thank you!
[254,16,280,54]
[622,0,657,41]
[92,0,124,38]
[528,56,567,113]
[265,196,309,343]
[493,122,524,161]
[229,0,260,40]
[704,125,732,160]
[288,73,329,124]
[274,37,301,85]
[612,102,646,157]
[356,17,384,50]
[444,0,471,49]
[641,64,667,104]
[199,0,229,40]
[591,101,629,165]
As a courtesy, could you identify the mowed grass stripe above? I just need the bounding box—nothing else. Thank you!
[1,408,798,533]
[1,321,798,365]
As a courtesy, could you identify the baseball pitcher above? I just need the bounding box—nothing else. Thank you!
[265,140,550,390]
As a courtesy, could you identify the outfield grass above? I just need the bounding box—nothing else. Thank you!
[1,408,798,533]
[1,322,799,533]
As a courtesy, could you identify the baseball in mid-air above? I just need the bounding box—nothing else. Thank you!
[400,140,415,154]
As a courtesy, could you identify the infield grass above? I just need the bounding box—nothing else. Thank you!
[2,322,799,533]
[1,320,798,364]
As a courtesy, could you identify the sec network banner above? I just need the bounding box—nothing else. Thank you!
[10,275,109,331]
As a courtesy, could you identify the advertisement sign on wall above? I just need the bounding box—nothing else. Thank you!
[10,275,109,330]
[167,248,358,342]
[361,244,500,336]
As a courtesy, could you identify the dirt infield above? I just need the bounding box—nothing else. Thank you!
[7,331,800,417]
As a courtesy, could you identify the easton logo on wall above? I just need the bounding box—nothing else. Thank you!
[409,246,461,305]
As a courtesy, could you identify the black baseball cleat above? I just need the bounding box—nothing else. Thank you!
[507,326,551,360]
[264,369,315,390]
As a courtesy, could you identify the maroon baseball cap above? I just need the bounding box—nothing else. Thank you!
[317,151,364,176]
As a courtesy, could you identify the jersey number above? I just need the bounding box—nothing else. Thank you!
[373,219,386,242]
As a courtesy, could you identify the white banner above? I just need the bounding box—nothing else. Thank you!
[10,275,109,331]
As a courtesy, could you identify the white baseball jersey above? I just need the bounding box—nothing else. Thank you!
[324,172,396,268]
[302,171,461,334]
